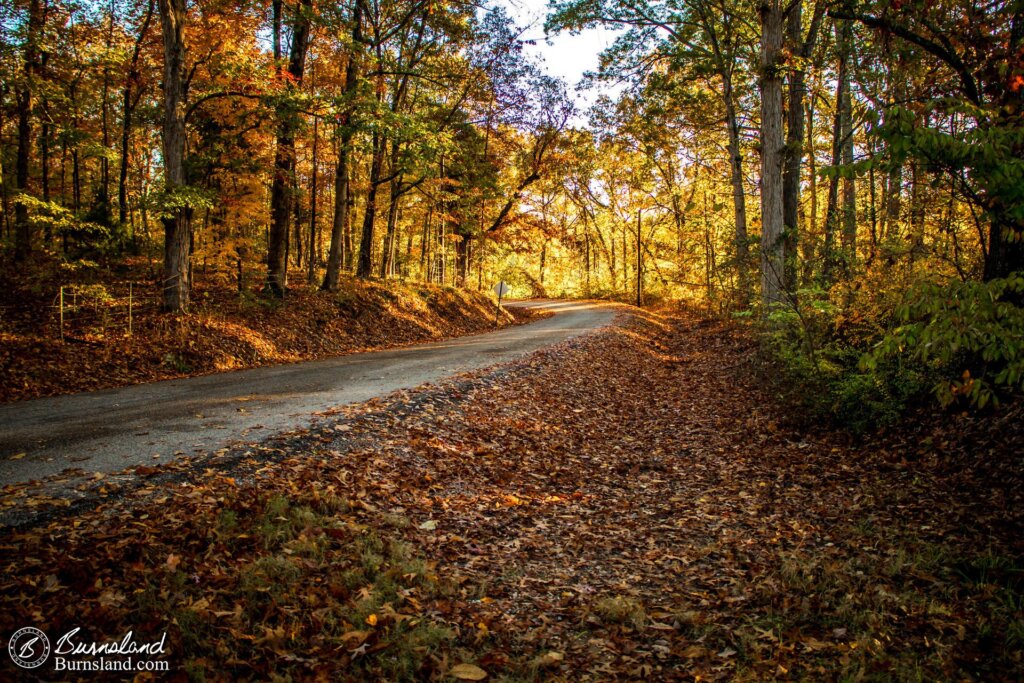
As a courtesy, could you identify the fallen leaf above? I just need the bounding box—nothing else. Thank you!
[449,663,488,680]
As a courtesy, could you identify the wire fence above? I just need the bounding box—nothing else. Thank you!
[51,282,162,343]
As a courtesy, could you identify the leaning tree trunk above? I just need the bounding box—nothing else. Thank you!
[158,0,190,312]
[266,0,312,297]
[759,0,787,308]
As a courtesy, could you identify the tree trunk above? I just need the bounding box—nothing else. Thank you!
[723,81,750,299]
[323,125,354,290]
[378,173,402,278]
[838,20,857,265]
[322,5,362,291]
[356,131,385,278]
[378,138,402,278]
[98,7,115,225]
[455,235,471,286]
[759,0,786,308]
[14,0,43,261]
[822,18,852,284]
[158,0,190,312]
[985,218,1024,281]
[882,71,904,241]
[120,0,155,228]
[782,1,825,291]
[806,92,817,242]
[538,240,547,286]
[839,118,857,262]
[292,171,303,268]
[307,114,319,285]
[419,205,431,279]
[266,0,312,296]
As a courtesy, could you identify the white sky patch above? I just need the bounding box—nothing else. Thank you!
[492,0,623,110]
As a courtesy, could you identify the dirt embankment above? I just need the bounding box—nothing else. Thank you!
[0,263,537,403]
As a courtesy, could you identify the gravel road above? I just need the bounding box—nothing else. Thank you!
[0,300,616,487]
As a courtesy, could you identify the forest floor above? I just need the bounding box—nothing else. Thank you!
[0,257,535,403]
[1,307,1022,681]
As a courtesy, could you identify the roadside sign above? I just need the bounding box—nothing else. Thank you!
[494,281,509,326]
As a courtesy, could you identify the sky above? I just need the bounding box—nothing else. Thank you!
[493,0,622,109]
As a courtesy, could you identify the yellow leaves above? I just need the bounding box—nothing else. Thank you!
[365,613,378,627]
[448,663,488,680]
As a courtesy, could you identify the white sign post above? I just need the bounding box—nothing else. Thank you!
[493,281,510,325]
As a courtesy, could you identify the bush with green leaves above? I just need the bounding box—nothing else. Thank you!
[759,288,934,434]
[867,273,1024,409]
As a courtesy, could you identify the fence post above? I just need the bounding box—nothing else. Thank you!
[59,286,65,343]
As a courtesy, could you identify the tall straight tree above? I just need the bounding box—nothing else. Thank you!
[781,0,825,290]
[322,0,364,291]
[822,17,853,284]
[158,0,190,311]
[267,0,313,296]
[355,0,428,278]
[759,0,787,308]
[119,0,156,228]
[14,0,44,261]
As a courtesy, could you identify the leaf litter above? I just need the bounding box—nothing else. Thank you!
[1,307,1022,681]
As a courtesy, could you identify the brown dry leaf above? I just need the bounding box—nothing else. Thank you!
[533,651,564,668]
[449,663,488,680]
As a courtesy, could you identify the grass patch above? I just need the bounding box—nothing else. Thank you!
[594,595,646,630]
[114,489,462,680]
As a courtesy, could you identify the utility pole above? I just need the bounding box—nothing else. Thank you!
[636,209,643,307]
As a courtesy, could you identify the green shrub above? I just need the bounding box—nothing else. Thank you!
[868,273,1024,408]
[761,288,933,434]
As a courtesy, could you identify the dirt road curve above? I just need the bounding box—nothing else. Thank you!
[0,300,616,487]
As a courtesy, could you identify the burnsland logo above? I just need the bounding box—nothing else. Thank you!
[8,627,50,669]
[8,627,170,673]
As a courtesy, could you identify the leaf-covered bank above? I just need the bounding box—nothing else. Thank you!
[0,262,534,403]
